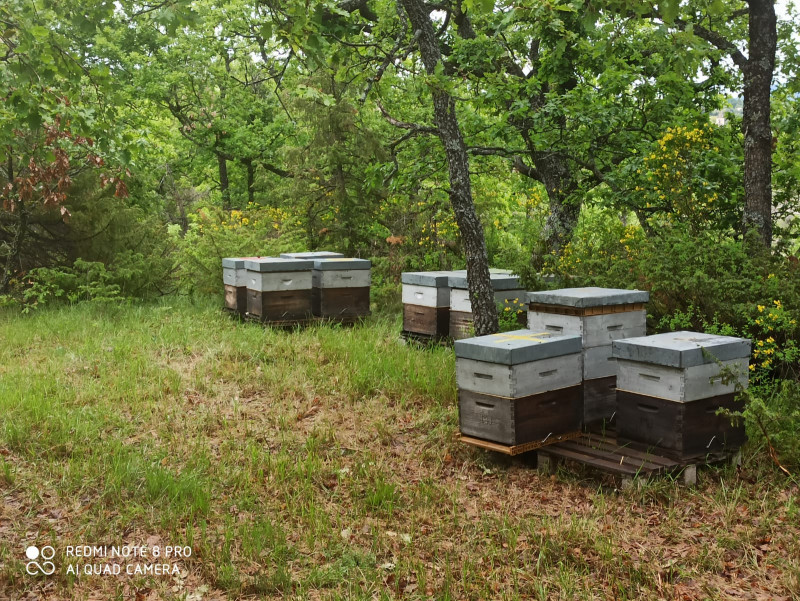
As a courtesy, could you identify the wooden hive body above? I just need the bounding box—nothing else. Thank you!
[401,271,453,337]
[222,257,260,315]
[311,258,371,318]
[455,330,583,445]
[527,287,650,426]
[616,391,746,458]
[613,331,751,458]
[244,258,314,321]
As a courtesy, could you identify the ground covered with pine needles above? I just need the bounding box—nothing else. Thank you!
[0,300,798,600]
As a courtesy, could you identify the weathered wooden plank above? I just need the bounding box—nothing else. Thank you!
[578,433,679,467]
[457,431,581,456]
[556,439,666,472]
[541,445,643,476]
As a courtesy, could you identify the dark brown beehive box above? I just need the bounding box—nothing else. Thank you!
[616,390,746,459]
[247,290,313,322]
[458,386,582,446]
[403,304,449,337]
[313,287,370,318]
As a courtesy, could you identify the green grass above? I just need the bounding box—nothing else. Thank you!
[0,298,798,600]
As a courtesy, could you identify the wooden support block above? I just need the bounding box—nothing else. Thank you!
[682,464,697,486]
[537,451,559,474]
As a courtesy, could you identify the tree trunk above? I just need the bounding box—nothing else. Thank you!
[742,0,776,246]
[533,151,580,267]
[244,158,255,206]
[398,0,498,335]
[217,152,231,211]
[0,153,23,293]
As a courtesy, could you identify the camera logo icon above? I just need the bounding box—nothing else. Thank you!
[25,546,56,575]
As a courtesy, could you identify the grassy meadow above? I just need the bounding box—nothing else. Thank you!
[0,300,798,600]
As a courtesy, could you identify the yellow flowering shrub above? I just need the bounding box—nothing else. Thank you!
[628,123,742,234]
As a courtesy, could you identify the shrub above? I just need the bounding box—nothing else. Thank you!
[169,203,306,294]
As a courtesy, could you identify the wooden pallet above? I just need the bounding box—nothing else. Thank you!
[457,431,582,456]
[242,313,316,328]
[400,330,452,346]
[536,432,741,486]
[236,311,368,328]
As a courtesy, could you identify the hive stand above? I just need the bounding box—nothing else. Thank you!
[534,431,743,487]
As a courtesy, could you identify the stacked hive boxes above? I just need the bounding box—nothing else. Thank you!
[613,332,750,458]
[455,330,583,446]
[244,257,314,322]
[449,271,526,340]
[311,258,371,319]
[222,257,255,315]
[527,287,649,426]
[401,271,452,339]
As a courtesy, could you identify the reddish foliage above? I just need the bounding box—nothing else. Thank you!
[1,122,128,217]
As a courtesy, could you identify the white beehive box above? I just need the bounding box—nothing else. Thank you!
[311,258,371,289]
[222,257,251,287]
[613,331,751,402]
[244,257,314,292]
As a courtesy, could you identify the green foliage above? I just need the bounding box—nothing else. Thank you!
[741,381,800,471]
[169,204,306,294]
[497,297,526,332]
[22,259,123,308]
[560,214,800,466]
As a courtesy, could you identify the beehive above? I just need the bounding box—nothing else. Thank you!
[448,271,525,340]
[311,258,371,319]
[455,330,583,446]
[527,287,649,426]
[613,331,750,458]
[401,271,453,338]
[222,257,257,315]
[244,257,314,322]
